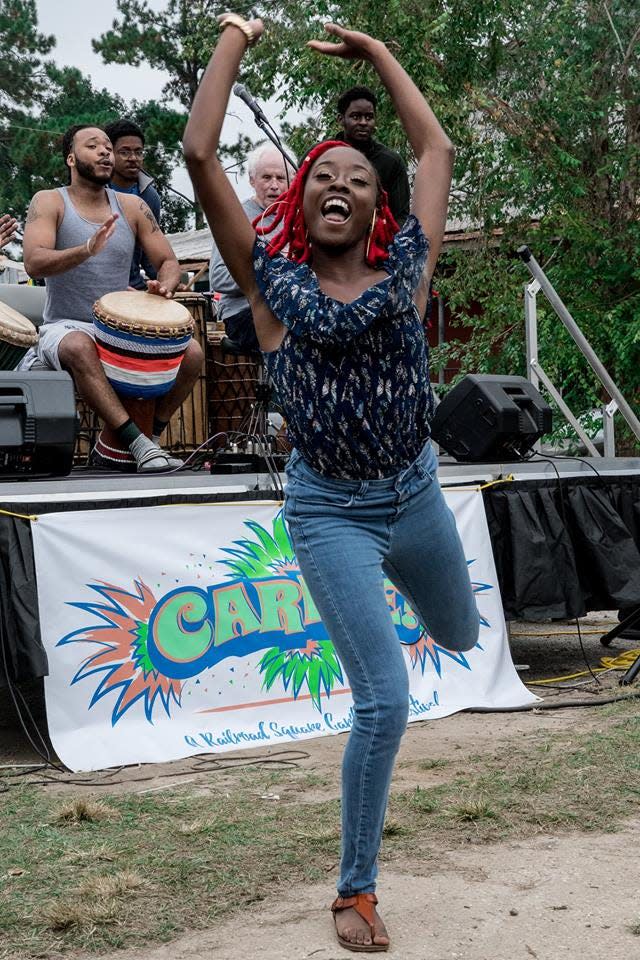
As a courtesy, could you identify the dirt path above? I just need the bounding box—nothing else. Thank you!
[70,823,639,960]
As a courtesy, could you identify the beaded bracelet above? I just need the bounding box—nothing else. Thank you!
[219,13,257,47]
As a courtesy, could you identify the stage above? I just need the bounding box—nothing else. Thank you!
[1,453,640,690]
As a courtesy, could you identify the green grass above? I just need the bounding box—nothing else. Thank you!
[1,700,639,959]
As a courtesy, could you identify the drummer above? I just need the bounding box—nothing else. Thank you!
[21,124,203,472]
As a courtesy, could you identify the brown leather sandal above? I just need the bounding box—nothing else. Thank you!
[331,893,390,953]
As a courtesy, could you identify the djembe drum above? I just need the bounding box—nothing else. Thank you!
[0,301,39,369]
[91,290,194,469]
[163,291,210,455]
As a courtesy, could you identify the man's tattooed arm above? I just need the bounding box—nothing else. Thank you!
[139,200,159,233]
[25,196,41,224]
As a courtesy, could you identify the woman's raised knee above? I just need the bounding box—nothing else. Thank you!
[431,608,480,653]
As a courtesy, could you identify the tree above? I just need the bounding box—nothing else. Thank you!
[0,65,192,232]
[0,0,55,218]
[93,0,232,109]
[0,1,193,232]
[0,0,54,113]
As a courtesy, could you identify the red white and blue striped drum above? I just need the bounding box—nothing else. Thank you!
[91,290,194,470]
[92,290,194,398]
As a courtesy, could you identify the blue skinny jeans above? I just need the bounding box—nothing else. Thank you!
[284,442,479,896]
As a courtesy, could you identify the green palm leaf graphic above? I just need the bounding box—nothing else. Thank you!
[272,513,296,565]
[244,520,291,567]
[221,513,296,580]
[131,622,155,678]
[258,640,343,711]
[222,549,268,580]
[221,514,341,711]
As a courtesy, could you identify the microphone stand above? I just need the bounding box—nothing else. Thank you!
[140,168,199,211]
[251,114,299,173]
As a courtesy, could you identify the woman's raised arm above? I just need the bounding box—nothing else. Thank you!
[183,16,265,299]
[309,24,455,284]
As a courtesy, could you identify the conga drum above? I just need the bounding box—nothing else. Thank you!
[91,291,194,470]
[0,301,39,369]
[163,291,210,455]
[207,337,261,439]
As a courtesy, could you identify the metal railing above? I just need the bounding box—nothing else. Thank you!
[518,246,640,456]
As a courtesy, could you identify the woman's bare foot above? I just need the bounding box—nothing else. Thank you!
[332,894,390,952]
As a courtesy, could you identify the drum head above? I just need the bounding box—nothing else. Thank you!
[0,300,39,347]
[93,290,194,337]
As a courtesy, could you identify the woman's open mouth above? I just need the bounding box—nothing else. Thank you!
[321,197,352,223]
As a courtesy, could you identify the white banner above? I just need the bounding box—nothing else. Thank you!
[32,492,536,771]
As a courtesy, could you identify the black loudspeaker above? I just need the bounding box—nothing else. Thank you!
[431,374,552,462]
[0,372,77,478]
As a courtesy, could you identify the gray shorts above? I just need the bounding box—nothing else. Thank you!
[17,320,96,372]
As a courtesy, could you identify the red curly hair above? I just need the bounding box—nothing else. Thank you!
[252,140,399,267]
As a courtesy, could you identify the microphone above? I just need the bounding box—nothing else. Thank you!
[233,83,269,123]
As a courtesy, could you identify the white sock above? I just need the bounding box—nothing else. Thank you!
[129,434,169,471]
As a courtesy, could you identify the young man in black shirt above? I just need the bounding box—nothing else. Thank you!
[336,85,410,225]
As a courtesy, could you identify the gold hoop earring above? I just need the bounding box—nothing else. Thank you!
[365,209,377,260]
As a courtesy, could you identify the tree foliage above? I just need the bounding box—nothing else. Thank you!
[1,66,125,215]
[0,64,192,232]
[0,0,54,112]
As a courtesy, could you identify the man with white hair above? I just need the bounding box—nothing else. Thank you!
[209,143,295,352]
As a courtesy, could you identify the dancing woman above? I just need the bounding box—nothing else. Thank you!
[184,15,479,953]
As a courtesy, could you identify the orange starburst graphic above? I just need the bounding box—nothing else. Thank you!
[59,580,182,725]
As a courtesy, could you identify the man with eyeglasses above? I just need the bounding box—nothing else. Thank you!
[105,119,162,290]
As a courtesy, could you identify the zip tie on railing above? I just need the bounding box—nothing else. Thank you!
[479,473,515,491]
[0,508,38,522]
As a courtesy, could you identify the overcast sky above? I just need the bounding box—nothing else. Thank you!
[35,0,287,213]
[37,1,171,104]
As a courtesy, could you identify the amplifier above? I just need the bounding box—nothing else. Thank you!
[431,374,552,462]
[0,371,77,478]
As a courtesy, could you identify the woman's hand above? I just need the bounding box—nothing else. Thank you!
[307,23,383,61]
[216,12,265,45]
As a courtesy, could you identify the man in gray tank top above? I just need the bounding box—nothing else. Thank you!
[21,124,203,472]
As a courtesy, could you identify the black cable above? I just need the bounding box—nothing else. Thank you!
[527,451,603,479]
[15,749,310,789]
[139,166,197,211]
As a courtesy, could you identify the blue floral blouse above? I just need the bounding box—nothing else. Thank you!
[253,215,434,480]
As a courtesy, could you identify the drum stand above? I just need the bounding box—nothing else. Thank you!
[218,335,272,451]
[244,359,273,452]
